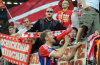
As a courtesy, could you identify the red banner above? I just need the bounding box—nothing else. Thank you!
[20,28,75,39]
[20,30,64,38]
[0,33,32,65]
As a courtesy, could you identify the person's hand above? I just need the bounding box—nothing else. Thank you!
[76,42,82,48]
[14,24,17,29]
[83,4,90,11]
[59,39,64,45]
[0,56,3,60]
[22,23,26,29]
[65,35,70,44]
[32,38,36,44]
[0,38,1,42]
[95,30,100,36]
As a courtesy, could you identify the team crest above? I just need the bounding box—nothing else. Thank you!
[48,49,52,52]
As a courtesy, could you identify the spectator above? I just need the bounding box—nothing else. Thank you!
[8,26,16,35]
[70,27,78,42]
[4,26,16,65]
[38,30,82,65]
[75,0,100,44]
[56,0,73,28]
[11,18,32,37]
[59,27,78,45]
[11,18,36,54]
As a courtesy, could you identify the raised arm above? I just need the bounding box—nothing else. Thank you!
[50,35,70,58]
[61,42,82,61]
[80,0,90,10]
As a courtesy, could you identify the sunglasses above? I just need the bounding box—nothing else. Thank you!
[46,11,53,13]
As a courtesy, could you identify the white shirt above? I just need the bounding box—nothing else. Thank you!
[17,27,27,34]
[85,0,99,10]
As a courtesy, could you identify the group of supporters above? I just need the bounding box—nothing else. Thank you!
[0,0,100,65]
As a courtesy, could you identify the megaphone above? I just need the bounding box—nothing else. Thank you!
[56,28,73,41]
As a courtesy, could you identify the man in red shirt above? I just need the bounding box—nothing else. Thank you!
[56,0,73,28]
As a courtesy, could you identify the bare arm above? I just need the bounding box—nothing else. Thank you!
[50,35,70,58]
[61,42,82,61]
[11,33,20,37]
[13,24,17,33]
[80,0,90,10]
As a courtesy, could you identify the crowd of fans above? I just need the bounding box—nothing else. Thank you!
[0,0,100,65]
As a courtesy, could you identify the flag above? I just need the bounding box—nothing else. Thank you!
[0,0,6,9]
[88,35,100,61]
[7,0,74,29]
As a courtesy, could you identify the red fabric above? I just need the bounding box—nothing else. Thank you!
[58,0,74,10]
[0,33,32,65]
[39,45,54,57]
[56,10,73,28]
[0,0,6,9]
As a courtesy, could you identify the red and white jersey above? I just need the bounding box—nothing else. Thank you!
[38,44,65,65]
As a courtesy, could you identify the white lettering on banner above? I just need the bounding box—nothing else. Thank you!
[20,30,65,38]
[21,32,36,38]
[1,39,29,52]
[22,34,28,37]
[2,48,27,63]
[28,33,34,37]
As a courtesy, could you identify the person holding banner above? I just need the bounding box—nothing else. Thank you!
[75,0,100,44]
[56,0,73,29]
[3,26,18,65]
[39,30,82,65]
[8,26,18,35]
[11,18,32,37]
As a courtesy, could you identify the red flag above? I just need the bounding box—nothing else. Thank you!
[7,0,61,27]
[0,0,6,9]
[7,0,74,28]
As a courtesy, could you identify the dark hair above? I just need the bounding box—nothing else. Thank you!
[65,0,70,5]
[72,27,78,33]
[40,30,51,43]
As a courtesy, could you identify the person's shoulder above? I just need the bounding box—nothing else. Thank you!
[36,18,45,23]
[58,10,63,13]
[53,19,58,22]
[52,19,59,24]
[39,18,45,20]
[37,18,44,21]
[40,45,50,50]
